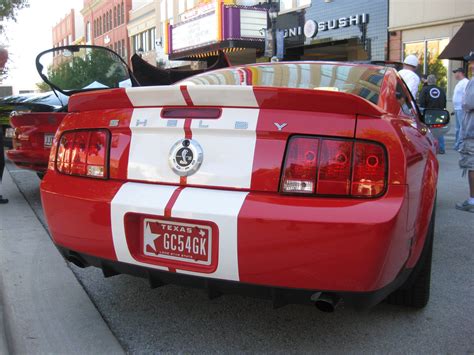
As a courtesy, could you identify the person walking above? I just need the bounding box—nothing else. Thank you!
[419,74,447,154]
[452,67,469,150]
[0,126,8,204]
[456,51,474,213]
[399,55,421,99]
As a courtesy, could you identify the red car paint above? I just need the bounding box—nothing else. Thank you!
[40,62,439,305]
[7,112,67,173]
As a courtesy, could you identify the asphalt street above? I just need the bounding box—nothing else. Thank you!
[4,144,474,354]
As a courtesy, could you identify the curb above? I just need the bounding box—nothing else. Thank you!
[0,169,124,354]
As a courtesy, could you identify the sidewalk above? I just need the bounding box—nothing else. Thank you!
[0,169,124,354]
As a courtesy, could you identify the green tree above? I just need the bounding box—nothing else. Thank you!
[0,0,29,22]
[40,48,129,92]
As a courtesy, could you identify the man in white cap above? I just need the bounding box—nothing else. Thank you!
[456,51,474,213]
[399,54,420,99]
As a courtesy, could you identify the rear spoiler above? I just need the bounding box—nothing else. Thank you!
[68,85,385,117]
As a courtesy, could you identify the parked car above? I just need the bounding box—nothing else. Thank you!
[6,45,230,177]
[5,92,68,177]
[40,52,449,311]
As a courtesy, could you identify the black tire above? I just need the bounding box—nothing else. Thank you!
[386,204,435,308]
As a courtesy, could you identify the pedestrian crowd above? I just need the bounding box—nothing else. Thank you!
[399,52,474,212]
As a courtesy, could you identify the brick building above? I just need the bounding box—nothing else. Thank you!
[81,0,133,62]
[52,9,84,48]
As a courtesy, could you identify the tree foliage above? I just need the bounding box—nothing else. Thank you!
[0,0,29,21]
[39,48,129,92]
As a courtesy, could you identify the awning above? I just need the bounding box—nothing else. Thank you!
[439,20,474,60]
[169,40,264,60]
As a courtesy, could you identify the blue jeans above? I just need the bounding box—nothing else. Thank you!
[454,109,464,150]
[437,135,445,152]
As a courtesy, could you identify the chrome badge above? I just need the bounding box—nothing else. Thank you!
[169,139,203,176]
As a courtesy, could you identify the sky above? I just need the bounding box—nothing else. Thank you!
[2,0,83,93]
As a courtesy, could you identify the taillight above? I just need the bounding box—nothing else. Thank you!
[352,142,386,197]
[55,129,109,179]
[281,136,387,198]
[281,137,319,193]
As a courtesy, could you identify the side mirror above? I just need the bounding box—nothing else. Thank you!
[423,109,450,128]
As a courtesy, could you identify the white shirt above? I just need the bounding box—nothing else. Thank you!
[398,69,420,98]
[453,78,469,110]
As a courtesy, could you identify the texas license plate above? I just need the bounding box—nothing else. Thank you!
[44,133,54,147]
[142,218,213,266]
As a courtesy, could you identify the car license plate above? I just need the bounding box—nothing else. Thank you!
[5,128,14,138]
[142,218,213,266]
[44,133,54,147]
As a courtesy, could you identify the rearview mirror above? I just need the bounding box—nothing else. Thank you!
[423,109,450,128]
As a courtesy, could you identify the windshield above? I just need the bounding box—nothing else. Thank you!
[37,46,131,95]
[181,63,386,105]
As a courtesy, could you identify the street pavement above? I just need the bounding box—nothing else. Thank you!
[2,144,474,354]
[0,165,124,354]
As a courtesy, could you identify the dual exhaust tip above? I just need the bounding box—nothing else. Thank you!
[311,292,341,312]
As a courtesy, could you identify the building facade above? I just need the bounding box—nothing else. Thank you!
[388,0,474,106]
[81,0,133,62]
[52,9,84,48]
[127,1,158,65]
[274,0,388,62]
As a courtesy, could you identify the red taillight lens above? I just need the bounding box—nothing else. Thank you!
[281,137,319,194]
[56,129,109,179]
[280,136,387,198]
[352,142,386,197]
[317,140,352,195]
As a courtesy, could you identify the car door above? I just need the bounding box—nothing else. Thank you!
[395,79,436,234]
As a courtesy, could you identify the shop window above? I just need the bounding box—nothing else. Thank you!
[122,40,126,58]
[86,21,91,43]
[280,0,310,12]
[103,15,106,34]
[403,38,449,91]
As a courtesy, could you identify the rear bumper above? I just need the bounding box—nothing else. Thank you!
[57,245,412,309]
[41,172,412,301]
[6,149,49,172]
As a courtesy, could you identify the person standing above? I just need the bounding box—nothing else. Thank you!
[419,74,448,154]
[399,55,421,99]
[0,126,8,204]
[452,68,469,150]
[456,51,474,213]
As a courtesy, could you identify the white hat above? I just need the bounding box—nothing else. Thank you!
[404,55,419,68]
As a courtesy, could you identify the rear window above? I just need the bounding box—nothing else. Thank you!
[181,63,386,105]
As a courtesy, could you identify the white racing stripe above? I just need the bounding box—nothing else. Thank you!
[125,86,186,106]
[186,85,258,107]
[110,183,248,280]
[187,108,259,188]
[128,108,184,184]
[127,107,259,188]
[170,187,248,281]
[110,182,177,270]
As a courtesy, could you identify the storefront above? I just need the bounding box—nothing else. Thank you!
[166,2,267,64]
[275,0,388,62]
[388,0,474,107]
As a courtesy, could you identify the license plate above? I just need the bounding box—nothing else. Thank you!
[5,128,14,138]
[142,218,213,266]
[44,133,54,147]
